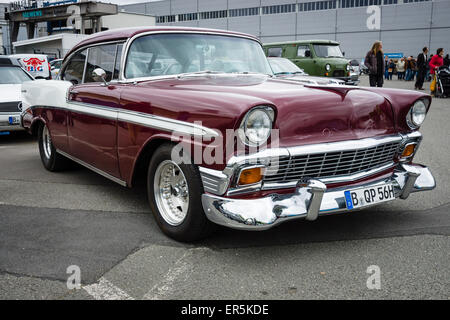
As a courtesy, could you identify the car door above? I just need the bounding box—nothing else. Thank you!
[292,45,314,75]
[65,43,123,178]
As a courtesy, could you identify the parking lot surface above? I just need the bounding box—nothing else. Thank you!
[0,76,449,299]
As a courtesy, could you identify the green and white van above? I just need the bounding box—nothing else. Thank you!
[263,40,359,85]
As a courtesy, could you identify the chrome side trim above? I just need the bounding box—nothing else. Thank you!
[118,109,219,138]
[28,103,219,137]
[56,149,127,187]
[67,101,118,120]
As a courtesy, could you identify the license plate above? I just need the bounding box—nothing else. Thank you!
[344,183,395,210]
[8,116,20,125]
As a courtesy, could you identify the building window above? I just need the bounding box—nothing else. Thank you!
[404,0,429,3]
[179,12,198,21]
[299,1,336,12]
[229,7,259,17]
[199,10,227,20]
[156,15,176,23]
[341,0,381,7]
[262,4,296,15]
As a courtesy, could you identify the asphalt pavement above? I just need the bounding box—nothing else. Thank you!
[0,75,449,300]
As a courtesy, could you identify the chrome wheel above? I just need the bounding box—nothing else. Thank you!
[154,160,190,226]
[42,125,52,159]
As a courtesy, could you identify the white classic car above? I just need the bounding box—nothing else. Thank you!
[0,64,34,133]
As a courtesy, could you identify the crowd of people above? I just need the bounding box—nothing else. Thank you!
[364,41,448,95]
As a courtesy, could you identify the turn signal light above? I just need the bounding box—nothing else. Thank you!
[401,143,417,158]
[325,72,329,76]
[238,167,263,185]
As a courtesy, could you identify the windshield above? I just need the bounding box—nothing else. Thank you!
[0,66,33,84]
[313,44,343,58]
[269,58,306,75]
[125,33,272,78]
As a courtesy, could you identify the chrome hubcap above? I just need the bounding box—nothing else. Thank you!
[154,160,189,226]
[42,126,52,159]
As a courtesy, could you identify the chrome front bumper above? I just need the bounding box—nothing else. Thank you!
[201,163,435,230]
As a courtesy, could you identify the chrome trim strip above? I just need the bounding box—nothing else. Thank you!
[261,162,396,190]
[286,135,402,157]
[56,149,127,187]
[118,109,219,138]
[198,166,230,195]
[28,103,219,137]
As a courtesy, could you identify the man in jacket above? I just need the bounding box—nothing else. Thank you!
[415,47,428,90]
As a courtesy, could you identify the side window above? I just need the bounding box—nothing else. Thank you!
[62,49,87,85]
[113,44,123,80]
[84,44,117,83]
[267,47,282,57]
[297,45,309,57]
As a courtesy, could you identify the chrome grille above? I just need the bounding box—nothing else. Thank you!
[0,101,21,113]
[333,70,345,77]
[264,141,401,184]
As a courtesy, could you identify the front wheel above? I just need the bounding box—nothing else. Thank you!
[147,143,215,242]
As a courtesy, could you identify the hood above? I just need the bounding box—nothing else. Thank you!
[0,84,22,103]
[317,57,349,68]
[276,74,344,85]
[130,74,396,148]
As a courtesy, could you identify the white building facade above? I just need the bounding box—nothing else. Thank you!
[120,0,450,60]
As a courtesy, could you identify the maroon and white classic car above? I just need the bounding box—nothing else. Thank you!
[21,27,435,241]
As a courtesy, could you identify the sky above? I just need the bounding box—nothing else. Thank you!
[0,0,159,4]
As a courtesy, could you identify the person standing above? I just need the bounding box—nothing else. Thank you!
[405,56,412,81]
[396,57,405,80]
[415,47,428,90]
[388,59,395,80]
[410,57,416,81]
[429,48,444,95]
[384,55,389,80]
[364,41,384,87]
[444,54,450,67]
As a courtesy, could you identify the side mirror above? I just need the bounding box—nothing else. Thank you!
[305,50,311,58]
[92,68,107,84]
[51,66,55,70]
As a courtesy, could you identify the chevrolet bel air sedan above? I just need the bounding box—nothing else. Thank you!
[21,27,435,241]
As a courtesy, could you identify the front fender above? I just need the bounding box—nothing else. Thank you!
[360,87,431,132]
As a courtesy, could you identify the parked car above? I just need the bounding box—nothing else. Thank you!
[50,58,63,79]
[21,27,435,241]
[0,64,34,133]
[9,54,51,79]
[268,57,345,85]
[0,55,23,67]
[263,40,358,85]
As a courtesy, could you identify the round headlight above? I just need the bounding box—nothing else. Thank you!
[325,64,331,71]
[239,107,274,146]
[346,64,350,71]
[407,100,427,129]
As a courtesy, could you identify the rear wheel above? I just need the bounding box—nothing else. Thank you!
[147,143,215,242]
[38,123,70,171]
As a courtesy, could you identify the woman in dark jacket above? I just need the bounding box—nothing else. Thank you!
[364,41,384,87]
